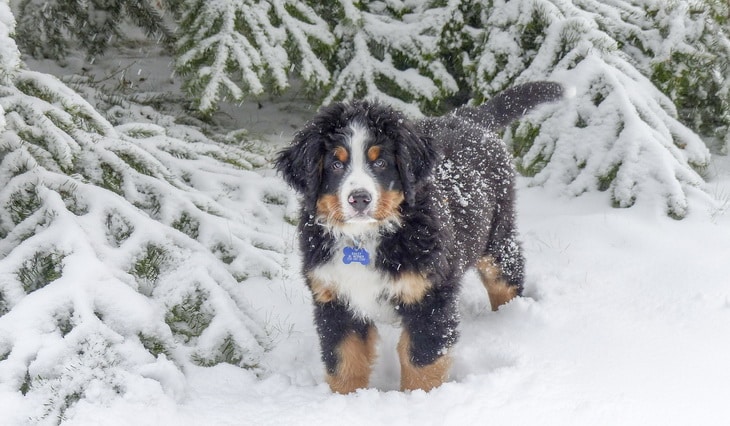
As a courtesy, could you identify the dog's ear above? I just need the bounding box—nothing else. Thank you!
[275,125,324,210]
[394,124,438,206]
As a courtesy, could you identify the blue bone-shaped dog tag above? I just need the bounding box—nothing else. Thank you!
[343,246,370,265]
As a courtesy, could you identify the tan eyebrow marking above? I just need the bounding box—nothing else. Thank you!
[367,146,381,162]
[333,146,349,163]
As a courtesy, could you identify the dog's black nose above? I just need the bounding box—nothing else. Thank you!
[348,190,372,212]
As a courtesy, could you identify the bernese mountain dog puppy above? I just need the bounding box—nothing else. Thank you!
[276,81,563,393]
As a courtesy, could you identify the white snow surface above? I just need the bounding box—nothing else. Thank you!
[3,154,726,425]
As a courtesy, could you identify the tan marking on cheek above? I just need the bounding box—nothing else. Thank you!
[333,146,349,163]
[476,256,519,311]
[326,326,378,394]
[397,331,452,392]
[392,271,431,304]
[316,194,345,223]
[367,146,381,162]
[373,190,404,221]
[307,273,336,303]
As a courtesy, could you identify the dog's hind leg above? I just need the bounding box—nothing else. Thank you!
[478,212,525,311]
[476,255,522,311]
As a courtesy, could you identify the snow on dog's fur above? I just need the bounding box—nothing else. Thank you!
[276,81,564,393]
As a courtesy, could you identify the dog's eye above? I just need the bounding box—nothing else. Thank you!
[372,159,387,169]
[331,161,344,170]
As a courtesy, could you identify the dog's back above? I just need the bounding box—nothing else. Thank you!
[417,81,564,298]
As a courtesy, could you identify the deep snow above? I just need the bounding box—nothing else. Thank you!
[12,153,726,426]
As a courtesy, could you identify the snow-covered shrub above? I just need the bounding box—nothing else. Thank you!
[0,1,19,84]
[640,0,730,154]
[463,0,712,218]
[13,0,172,60]
[0,37,291,424]
[175,0,334,114]
[559,0,730,153]
[321,1,458,116]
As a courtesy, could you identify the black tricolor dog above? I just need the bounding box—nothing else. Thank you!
[276,82,563,393]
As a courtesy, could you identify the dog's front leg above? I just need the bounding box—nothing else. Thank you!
[397,288,459,392]
[313,300,377,394]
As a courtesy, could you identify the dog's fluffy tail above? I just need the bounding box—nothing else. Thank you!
[454,81,564,130]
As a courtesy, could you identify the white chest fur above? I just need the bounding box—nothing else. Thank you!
[309,239,400,323]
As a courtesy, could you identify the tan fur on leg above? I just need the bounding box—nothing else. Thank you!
[326,326,378,394]
[397,331,451,392]
[476,256,519,311]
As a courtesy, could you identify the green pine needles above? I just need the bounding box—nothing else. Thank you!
[166,287,213,343]
[12,1,730,152]
[1,35,285,420]
[131,244,169,296]
[15,0,173,60]
[16,250,66,294]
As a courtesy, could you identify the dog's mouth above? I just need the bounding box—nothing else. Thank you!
[344,210,377,223]
[347,217,377,224]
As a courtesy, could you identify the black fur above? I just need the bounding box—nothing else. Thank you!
[454,81,564,130]
[276,81,563,386]
[314,300,373,375]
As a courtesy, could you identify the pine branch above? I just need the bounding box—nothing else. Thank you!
[0,64,292,420]
[175,0,334,114]
[466,0,715,218]
[324,0,458,116]
[14,0,173,60]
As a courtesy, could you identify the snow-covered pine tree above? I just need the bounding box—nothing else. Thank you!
[321,0,458,116]
[0,1,19,83]
[605,0,730,154]
[430,0,483,107]
[548,0,730,154]
[0,6,293,422]
[175,0,334,115]
[13,0,172,60]
[464,0,711,218]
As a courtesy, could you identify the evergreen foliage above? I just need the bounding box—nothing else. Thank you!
[641,0,730,153]
[12,0,726,213]
[322,0,458,115]
[0,10,292,420]
[14,0,172,60]
[10,0,729,146]
[553,0,730,153]
[0,1,20,83]
[460,0,713,217]
[175,0,333,114]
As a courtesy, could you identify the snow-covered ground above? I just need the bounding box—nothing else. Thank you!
[33,152,728,426]
[4,42,730,426]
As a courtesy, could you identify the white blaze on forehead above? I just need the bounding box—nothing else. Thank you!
[340,123,379,221]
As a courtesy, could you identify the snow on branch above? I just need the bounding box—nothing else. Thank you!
[509,52,710,217]
[472,0,714,217]
[0,67,293,421]
[270,0,333,87]
[14,0,171,61]
[0,0,20,83]
[176,0,333,114]
[557,0,730,153]
[324,0,458,116]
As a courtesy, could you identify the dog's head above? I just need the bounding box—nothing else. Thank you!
[275,100,437,236]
